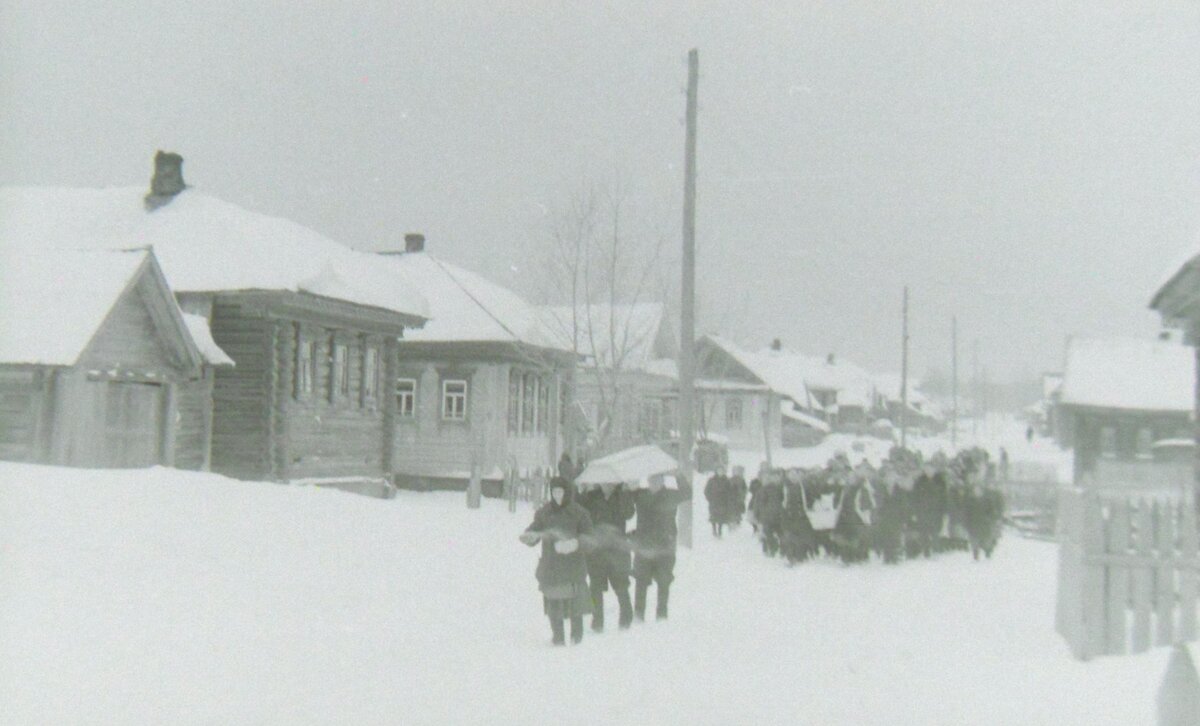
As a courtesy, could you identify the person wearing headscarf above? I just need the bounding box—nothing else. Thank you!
[520,477,594,645]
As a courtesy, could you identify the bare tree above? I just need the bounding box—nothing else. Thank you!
[533,180,669,456]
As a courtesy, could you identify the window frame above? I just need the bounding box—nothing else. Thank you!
[725,397,743,429]
[361,345,379,406]
[395,377,417,418]
[442,378,468,421]
[330,338,349,403]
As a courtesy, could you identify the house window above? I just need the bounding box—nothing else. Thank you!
[522,373,537,434]
[395,378,416,418]
[726,398,743,429]
[1100,426,1117,459]
[442,379,468,420]
[508,370,522,433]
[362,346,379,404]
[537,376,550,434]
[639,399,662,438]
[293,324,314,398]
[1136,427,1153,459]
[331,340,349,401]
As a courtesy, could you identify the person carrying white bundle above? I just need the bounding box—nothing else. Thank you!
[519,477,594,645]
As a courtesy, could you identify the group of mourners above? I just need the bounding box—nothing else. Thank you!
[519,464,692,646]
[704,447,1006,566]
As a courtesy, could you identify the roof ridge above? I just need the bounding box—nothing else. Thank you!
[427,254,523,342]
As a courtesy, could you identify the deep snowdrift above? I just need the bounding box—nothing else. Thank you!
[0,462,1169,725]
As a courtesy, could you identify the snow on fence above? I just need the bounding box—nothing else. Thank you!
[1056,488,1199,660]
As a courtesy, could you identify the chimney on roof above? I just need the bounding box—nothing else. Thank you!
[144,150,186,211]
[405,233,425,253]
[770,338,782,352]
[826,353,836,365]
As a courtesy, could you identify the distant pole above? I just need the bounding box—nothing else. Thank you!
[951,316,958,450]
[677,48,699,549]
[972,339,980,442]
[900,286,909,450]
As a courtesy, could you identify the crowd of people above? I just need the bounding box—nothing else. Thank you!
[705,447,1006,566]
[519,465,692,646]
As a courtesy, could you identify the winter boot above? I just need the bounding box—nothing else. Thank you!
[550,616,566,646]
[570,616,584,644]
[634,581,649,622]
[656,584,670,621]
[616,588,633,629]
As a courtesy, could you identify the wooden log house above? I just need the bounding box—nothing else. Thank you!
[0,247,231,468]
[0,152,431,486]
[378,235,576,493]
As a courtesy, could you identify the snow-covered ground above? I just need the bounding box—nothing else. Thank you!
[0,461,1169,725]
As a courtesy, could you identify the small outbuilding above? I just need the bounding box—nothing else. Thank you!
[0,246,231,468]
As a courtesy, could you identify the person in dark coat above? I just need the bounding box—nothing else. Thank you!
[632,472,693,621]
[872,468,908,565]
[747,467,765,533]
[730,466,748,526]
[520,477,594,645]
[558,452,581,484]
[704,468,734,537]
[781,470,816,564]
[910,460,949,558]
[753,470,785,557]
[577,481,636,631]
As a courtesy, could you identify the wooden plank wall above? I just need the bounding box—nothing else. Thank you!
[0,368,41,462]
[275,323,388,481]
[1057,488,1200,659]
[208,302,271,480]
[173,374,213,471]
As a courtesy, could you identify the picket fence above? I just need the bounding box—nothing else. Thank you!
[1056,488,1200,660]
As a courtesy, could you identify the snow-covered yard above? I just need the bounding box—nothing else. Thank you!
[0,462,1169,725]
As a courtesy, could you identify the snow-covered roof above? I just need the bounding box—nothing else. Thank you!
[700,335,883,412]
[0,186,430,320]
[181,313,234,366]
[782,405,831,433]
[1059,337,1194,412]
[0,247,150,365]
[536,303,672,370]
[380,251,559,348]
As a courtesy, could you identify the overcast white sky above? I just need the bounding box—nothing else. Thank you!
[3,2,1198,382]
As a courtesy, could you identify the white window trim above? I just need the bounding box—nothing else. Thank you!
[442,379,468,420]
[396,377,417,418]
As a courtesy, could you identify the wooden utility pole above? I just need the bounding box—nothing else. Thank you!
[951,315,958,450]
[972,339,980,442]
[677,48,699,549]
[900,286,909,450]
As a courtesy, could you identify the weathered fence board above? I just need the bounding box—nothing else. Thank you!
[1056,488,1199,660]
[1158,502,1177,647]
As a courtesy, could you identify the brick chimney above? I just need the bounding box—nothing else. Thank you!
[405,233,425,253]
[770,338,782,352]
[144,150,186,211]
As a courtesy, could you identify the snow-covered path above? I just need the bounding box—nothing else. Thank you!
[0,463,1167,725]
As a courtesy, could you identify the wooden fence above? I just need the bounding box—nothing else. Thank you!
[1056,488,1199,660]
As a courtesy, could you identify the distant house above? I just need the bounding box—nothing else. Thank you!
[691,336,790,451]
[0,247,231,468]
[378,235,576,491]
[0,152,430,486]
[1057,336,1194,482]
[536,302,678,457]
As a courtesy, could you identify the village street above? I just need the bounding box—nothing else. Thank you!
[0,459,1168,725]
